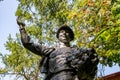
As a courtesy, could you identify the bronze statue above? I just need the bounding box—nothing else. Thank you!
[17,17,99,80]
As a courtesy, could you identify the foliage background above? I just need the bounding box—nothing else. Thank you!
[0,0,120,80]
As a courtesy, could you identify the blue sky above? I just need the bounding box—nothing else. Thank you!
[0,0,120,79]
[0,0,19,53]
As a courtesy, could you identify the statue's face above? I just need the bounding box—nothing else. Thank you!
[58,29,71,43]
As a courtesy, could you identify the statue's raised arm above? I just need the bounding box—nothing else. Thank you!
[16,17,53,56]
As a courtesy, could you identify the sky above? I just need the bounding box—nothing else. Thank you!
[0,0,19,80]
[0,0,120,80]
[0,0,19,53]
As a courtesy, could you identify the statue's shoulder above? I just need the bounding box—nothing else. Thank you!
[71,45,81,54]
[71,45,85,51]
[71,45,79,49]
[71,45,93,53]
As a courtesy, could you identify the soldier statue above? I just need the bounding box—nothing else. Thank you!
[17,17,99,80]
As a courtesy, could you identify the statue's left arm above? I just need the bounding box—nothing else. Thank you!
[66,47,99,80]
[78,48,99,80]
[81,48,99,79]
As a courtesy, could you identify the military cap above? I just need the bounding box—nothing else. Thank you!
[56,25,74,41]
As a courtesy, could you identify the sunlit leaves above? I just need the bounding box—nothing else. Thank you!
[15,8,23,17]
[1,34,40,79]
[2,0,120,79]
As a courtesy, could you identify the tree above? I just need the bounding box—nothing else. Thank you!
[0,35,40,80]
[1,0,120,80]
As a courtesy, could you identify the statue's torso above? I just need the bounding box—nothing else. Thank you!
[46,47,77,80]
[49,47,73,73]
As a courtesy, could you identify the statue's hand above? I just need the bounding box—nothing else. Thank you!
[16,17,25,29]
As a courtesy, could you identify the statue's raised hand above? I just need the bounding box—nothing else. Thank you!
[16,17,25,29]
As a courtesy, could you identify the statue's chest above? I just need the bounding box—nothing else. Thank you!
[49,47,73,72]
[49,47,72,59]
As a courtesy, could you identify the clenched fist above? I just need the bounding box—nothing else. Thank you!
[16,17,25,29]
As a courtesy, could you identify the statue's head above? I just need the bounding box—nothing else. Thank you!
[56,25,74,42]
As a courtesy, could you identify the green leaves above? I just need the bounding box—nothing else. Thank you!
[1,34,40,79]
[15,8,23,17]
[1,0,120,79]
